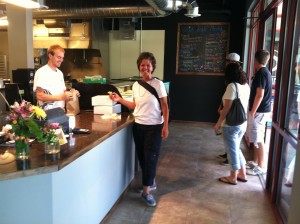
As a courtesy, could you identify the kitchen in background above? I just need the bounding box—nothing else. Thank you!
[33,20,105,81]
[34,48,104,82]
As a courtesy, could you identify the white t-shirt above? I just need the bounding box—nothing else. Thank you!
[222,82,250,127]
[132,78,167,125]
[33,64,66,110]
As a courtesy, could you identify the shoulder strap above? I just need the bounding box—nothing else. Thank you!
[137,80,159,100]
[137,80,162,114]
[233,82,239,99]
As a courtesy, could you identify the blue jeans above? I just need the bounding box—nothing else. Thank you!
[222,126,246,171]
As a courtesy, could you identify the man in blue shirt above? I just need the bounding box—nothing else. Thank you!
[246,49,272,176]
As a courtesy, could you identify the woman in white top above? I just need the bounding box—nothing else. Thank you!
[214,63,250,185]
[109,52,169,206]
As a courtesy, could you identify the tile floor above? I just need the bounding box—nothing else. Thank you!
[103,121,277,224]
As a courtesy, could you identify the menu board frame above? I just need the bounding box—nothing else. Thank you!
[176,22,230,76]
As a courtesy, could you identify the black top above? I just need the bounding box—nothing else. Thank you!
[249,67,272,112]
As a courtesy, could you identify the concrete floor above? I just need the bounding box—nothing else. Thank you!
[104,121,277,224]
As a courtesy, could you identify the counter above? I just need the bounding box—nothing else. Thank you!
[0,111,135,224]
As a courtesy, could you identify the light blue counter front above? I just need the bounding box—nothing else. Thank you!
[0,125,135,224]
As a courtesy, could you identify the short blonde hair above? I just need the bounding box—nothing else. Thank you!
[47,45,65,56]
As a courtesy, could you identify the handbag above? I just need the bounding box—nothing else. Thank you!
[226,82,247,126]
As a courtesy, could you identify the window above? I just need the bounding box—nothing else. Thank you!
[277,140,297,223]
[277,0,300,222]
[286,15,300,137]
[264,0,274,9]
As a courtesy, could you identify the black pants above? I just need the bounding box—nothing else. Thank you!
[133,122,163,187]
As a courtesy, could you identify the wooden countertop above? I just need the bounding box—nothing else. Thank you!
[0,111,134,180]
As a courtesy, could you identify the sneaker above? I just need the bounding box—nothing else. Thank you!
[246,161,258,169]
[246,166,266,176]
[137,183,157,193]
[284,182,292,187]
[217,153,227,159]
[141,193,156,207]
[222,159,229,166]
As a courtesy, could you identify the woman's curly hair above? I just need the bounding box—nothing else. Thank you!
[224,63,248,85]
[136,52,156,73]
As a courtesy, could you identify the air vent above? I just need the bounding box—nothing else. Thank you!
[48,28,70,37]
[44,19,71,28]
[119,19,135,40]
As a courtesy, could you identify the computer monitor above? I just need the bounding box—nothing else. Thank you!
[4,83,22,110]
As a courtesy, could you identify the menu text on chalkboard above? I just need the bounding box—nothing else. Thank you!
[176,23,230,75]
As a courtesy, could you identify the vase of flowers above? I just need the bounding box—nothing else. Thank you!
[7,100,46,160]
[43,122,60,154]
[15,137,31,160]
[44,140,60,155]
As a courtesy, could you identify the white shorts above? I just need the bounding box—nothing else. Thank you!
[246,112,270,147]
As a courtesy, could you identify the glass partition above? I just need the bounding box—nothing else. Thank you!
[277,140,297,223]
[286,9,300,138]
[277,0,300,222]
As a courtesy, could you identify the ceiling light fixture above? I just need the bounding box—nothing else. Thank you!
[183,0,201,18]
[185,6,201,18]
[3,0,48,9]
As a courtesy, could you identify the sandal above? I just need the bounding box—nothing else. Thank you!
[237,177,248,182]
[218,177,237,185]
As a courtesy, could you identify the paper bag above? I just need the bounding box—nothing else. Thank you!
[66,89,80,115]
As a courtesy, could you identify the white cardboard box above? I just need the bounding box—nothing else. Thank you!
[91,95,117,106]
[93,104,121,114]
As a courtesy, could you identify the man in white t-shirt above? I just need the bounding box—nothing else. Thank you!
[33,45,79,110]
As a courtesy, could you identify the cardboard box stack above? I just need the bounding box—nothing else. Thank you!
[91,95,121,114]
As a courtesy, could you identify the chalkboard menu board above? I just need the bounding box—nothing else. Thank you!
[176,23,230,75]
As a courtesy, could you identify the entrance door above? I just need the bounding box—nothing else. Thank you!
[246,0,300,223]
[260,3,283,184]
[247,1,282,186]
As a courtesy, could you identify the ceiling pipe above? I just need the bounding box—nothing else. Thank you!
[32,0,200,19]
[33,6,165,19]
[32,0,170,19]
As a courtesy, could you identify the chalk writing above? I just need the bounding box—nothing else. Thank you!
[176,23,230,75]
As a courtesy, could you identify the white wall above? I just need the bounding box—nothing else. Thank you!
[109,30,165,80]
[7,5,34,78]
[0,31,9,79]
